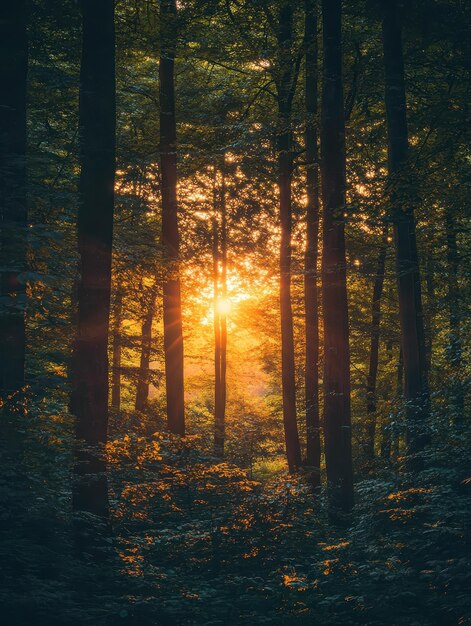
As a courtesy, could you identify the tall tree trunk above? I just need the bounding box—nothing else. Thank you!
[365,227,388,460]
[320,0,354,513]
[304,0,321,488]
[445,208,464,425]
[135,287,157,412]
[111,286,123,412]
[213,188,222,455]
[220,167,228,451]
[160,0,185,436]
[381,0,430,464]
[71,0,115,521]
[278,2,302,473]
[213,163,227,458]
[0,2,28,399]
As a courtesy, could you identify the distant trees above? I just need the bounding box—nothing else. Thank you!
[160,0,185,436]
[320,0,354,513]
[0,2,28,398]
[381,0,430,463]
[71,0,116,518]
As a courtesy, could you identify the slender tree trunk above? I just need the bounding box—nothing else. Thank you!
[213,187,222,455]
[160,0,185,435]
[220,167,228,451]
[304,0,321,488]
[111,286,123,412]
[71,0,115,522]
[365,227,388,460]
[0,2,28,399]
[135,287,157,412]
[381,0,430,464]
[445,208,464,425]
[320,0,354,513]
[213,163,227,458]
[278,2,302,473]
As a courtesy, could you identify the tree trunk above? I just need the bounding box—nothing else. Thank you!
[111,286,123,412]
[320,0,354,513]
[304,0,321,488]
[71,0,115,521]
[365,227,388,460]
[160,0,185,436]
[278,2,302,473]
[135,286,157,413]
[220,168,228,453]
[445,208,464,425]
[0,2,28,399]
[381,0,430,464]
[213,163,227,458]
[213,191,222,455]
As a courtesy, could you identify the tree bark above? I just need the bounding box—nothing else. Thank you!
[365,227,388,460]
[160,0,185,435]
[320,0,354,513]
[304,0,321,488]
[71,0,115,521]
[381,0,430,463]
[111,286,123,412]
[0,2,28,399]
[277,2,302,473]
[135,286,157,413]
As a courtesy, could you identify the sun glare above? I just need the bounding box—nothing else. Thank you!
[216,296,231,316]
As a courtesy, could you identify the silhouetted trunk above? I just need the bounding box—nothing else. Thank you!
[71,0,115,522]
[277,2,302,473]
[213,164,227,458]
[365,227,388,460]
[445,208,464,425]
[381,0,430,463]
[320,0,354,513]
[0,2,28,398]
[304,0,321,488]
[160,0,185,435]
[135,287,157,412]
[220,169,227,452]
[111,287,123,412]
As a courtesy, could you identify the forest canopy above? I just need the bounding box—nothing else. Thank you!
[0,0,470,624]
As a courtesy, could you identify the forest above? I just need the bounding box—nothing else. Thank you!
[0,0,470,624]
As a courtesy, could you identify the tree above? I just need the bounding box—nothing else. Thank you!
[277,0,302,473]
[111,286,123,412]
[320,0,354,513]
[71,0,115,519]
[135,281,158,413]
[365,227,388,460]
[381,0,430,463]
[0,2,28,399]
[304,0,321,487]
[160,0,185,436]
[213,161,228,457]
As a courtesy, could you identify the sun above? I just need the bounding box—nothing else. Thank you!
[216,296,231,316]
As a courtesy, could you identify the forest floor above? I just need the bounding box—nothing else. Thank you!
[1,411,470,625]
